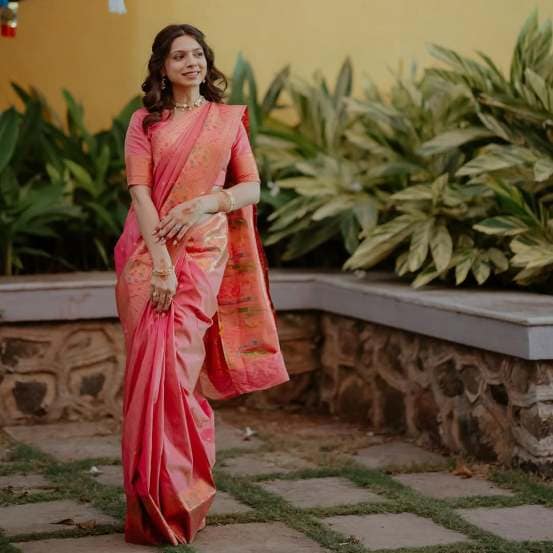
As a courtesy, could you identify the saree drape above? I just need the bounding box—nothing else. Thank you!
[113,101,289,545]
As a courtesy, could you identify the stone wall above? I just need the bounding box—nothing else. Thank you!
[1,311,552,472]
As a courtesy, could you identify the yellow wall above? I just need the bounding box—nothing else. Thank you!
[1,0,552,131]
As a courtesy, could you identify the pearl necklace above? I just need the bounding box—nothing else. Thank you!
[172,94,206,112]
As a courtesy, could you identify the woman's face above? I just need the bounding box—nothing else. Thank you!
[164,34,207,90]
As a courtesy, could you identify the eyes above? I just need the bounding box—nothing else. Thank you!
[172,51,203,61]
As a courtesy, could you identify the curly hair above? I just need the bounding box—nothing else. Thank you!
[140,24,228,132]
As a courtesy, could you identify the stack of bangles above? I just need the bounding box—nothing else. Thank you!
[152,267,171,278]
[217,189,236,213]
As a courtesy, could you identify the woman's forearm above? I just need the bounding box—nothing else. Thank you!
[200,181,260,214]
[130,186,172,269]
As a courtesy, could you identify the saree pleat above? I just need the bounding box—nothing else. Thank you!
[114,102,289,545]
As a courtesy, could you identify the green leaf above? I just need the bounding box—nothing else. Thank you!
[455,251,475,285]
[391,184,433,202]
[430,223,453,271]
[0,108,20,173]
[488,247,509,272]
[408,219,433,272]
[412,263,442,288]
[471,255,491,284]
[418,127,494,156]
[474,216,529,236]
[534,158,553,182]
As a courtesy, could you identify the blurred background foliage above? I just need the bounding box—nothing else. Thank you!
[1,12,552,290]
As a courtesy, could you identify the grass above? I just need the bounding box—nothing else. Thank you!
[2,425,553,553]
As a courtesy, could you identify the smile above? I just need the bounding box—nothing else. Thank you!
[183,71,200,77]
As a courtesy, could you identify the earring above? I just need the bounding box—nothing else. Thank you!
[161,76,167,90]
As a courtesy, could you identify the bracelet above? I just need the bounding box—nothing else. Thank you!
[152,267,171,277]
[219,189,236,213]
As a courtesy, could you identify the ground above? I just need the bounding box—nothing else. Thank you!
[1,406,553,552]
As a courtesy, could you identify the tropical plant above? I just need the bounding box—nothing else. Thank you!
[255,58,380,262]
[474,178,553,286]
[3,83,141,273]
[0,106,82,275]
[425,11,553,285]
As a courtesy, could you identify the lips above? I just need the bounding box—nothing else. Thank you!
[183,71,199,77]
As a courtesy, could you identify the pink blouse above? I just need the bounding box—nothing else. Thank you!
[124,107,260,189]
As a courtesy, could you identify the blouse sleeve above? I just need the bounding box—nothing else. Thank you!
[124,110,153,187]
[228,121,260,183]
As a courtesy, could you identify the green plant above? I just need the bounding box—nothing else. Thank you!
[0,106,82,276]
[256,58,376,262]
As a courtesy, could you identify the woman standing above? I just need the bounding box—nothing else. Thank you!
[113,23,289,546]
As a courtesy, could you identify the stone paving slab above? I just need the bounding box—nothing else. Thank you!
[352,441,447,470]
[0,499,119,537]
[4,422,121,462]
[216,420,263,451]
[90,465,123,487]
[209,490,254,515]
[192,521,330,552]
[259,476,390,509]
[456,505,553,541]
[0,473,56,494]
[15,533,157,552]
[217,452,316,476]
[393,472,515,499]
[321,512,470,550]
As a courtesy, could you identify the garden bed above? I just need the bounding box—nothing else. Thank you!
[1,269,553,474]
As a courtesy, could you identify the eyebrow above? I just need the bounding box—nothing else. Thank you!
[170,48,203,54]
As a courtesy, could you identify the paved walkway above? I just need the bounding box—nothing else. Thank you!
[1,408,553,552]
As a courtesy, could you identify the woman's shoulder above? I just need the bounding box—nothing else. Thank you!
[129,106,149,122]
[215,102,247,115]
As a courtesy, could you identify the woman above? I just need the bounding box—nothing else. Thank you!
[113,23,289,546]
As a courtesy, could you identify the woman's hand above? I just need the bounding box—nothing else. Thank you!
[150,267,178,312]
[153,198,208,245]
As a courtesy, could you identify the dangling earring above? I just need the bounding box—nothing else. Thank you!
[161,76,167,90]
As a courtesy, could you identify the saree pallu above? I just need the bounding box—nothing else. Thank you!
[113,101,289,545]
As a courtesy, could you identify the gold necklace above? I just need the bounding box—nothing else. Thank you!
[172,94,206,112]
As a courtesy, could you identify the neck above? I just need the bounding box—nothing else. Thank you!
[171,84,201,106]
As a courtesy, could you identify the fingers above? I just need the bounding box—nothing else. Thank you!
[161,290,173,311]
[150,286,174,312]
[154,219,179,243]
[174,224,189,243]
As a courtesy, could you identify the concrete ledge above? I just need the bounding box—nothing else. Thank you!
[2,269,553,360]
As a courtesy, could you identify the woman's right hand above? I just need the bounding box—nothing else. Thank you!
[150,267,178,312]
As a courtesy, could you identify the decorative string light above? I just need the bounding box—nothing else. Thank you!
[1,1,19,38]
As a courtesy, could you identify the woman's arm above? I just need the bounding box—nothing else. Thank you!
[200,181,260,214]
[130,185,177,312]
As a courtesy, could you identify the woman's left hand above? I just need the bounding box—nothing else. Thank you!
[153,198,207,244]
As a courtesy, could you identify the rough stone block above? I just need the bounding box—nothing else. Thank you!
[209,490,253,515]
[393,472,514,499]
[0,499,118,537]
[90,465,123,488]
[15,533,157,552]
[216,452,316,476]
[0,473,56,494]
[353,441,447,470]
[259,476,389,509]
[192,521,330,552]
[321,513,470,550]
[456,505,553,541]
[215,420,263,452]
[4,422,120,462]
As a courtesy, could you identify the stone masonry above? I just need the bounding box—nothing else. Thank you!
[2,310,553,473]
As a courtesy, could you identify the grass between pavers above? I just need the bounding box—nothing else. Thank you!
[4,432,553,553]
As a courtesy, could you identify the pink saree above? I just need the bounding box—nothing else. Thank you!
[113,101,289,545]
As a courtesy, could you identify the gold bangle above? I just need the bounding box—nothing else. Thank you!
[152,267,171,277]
[220,189,236,212]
